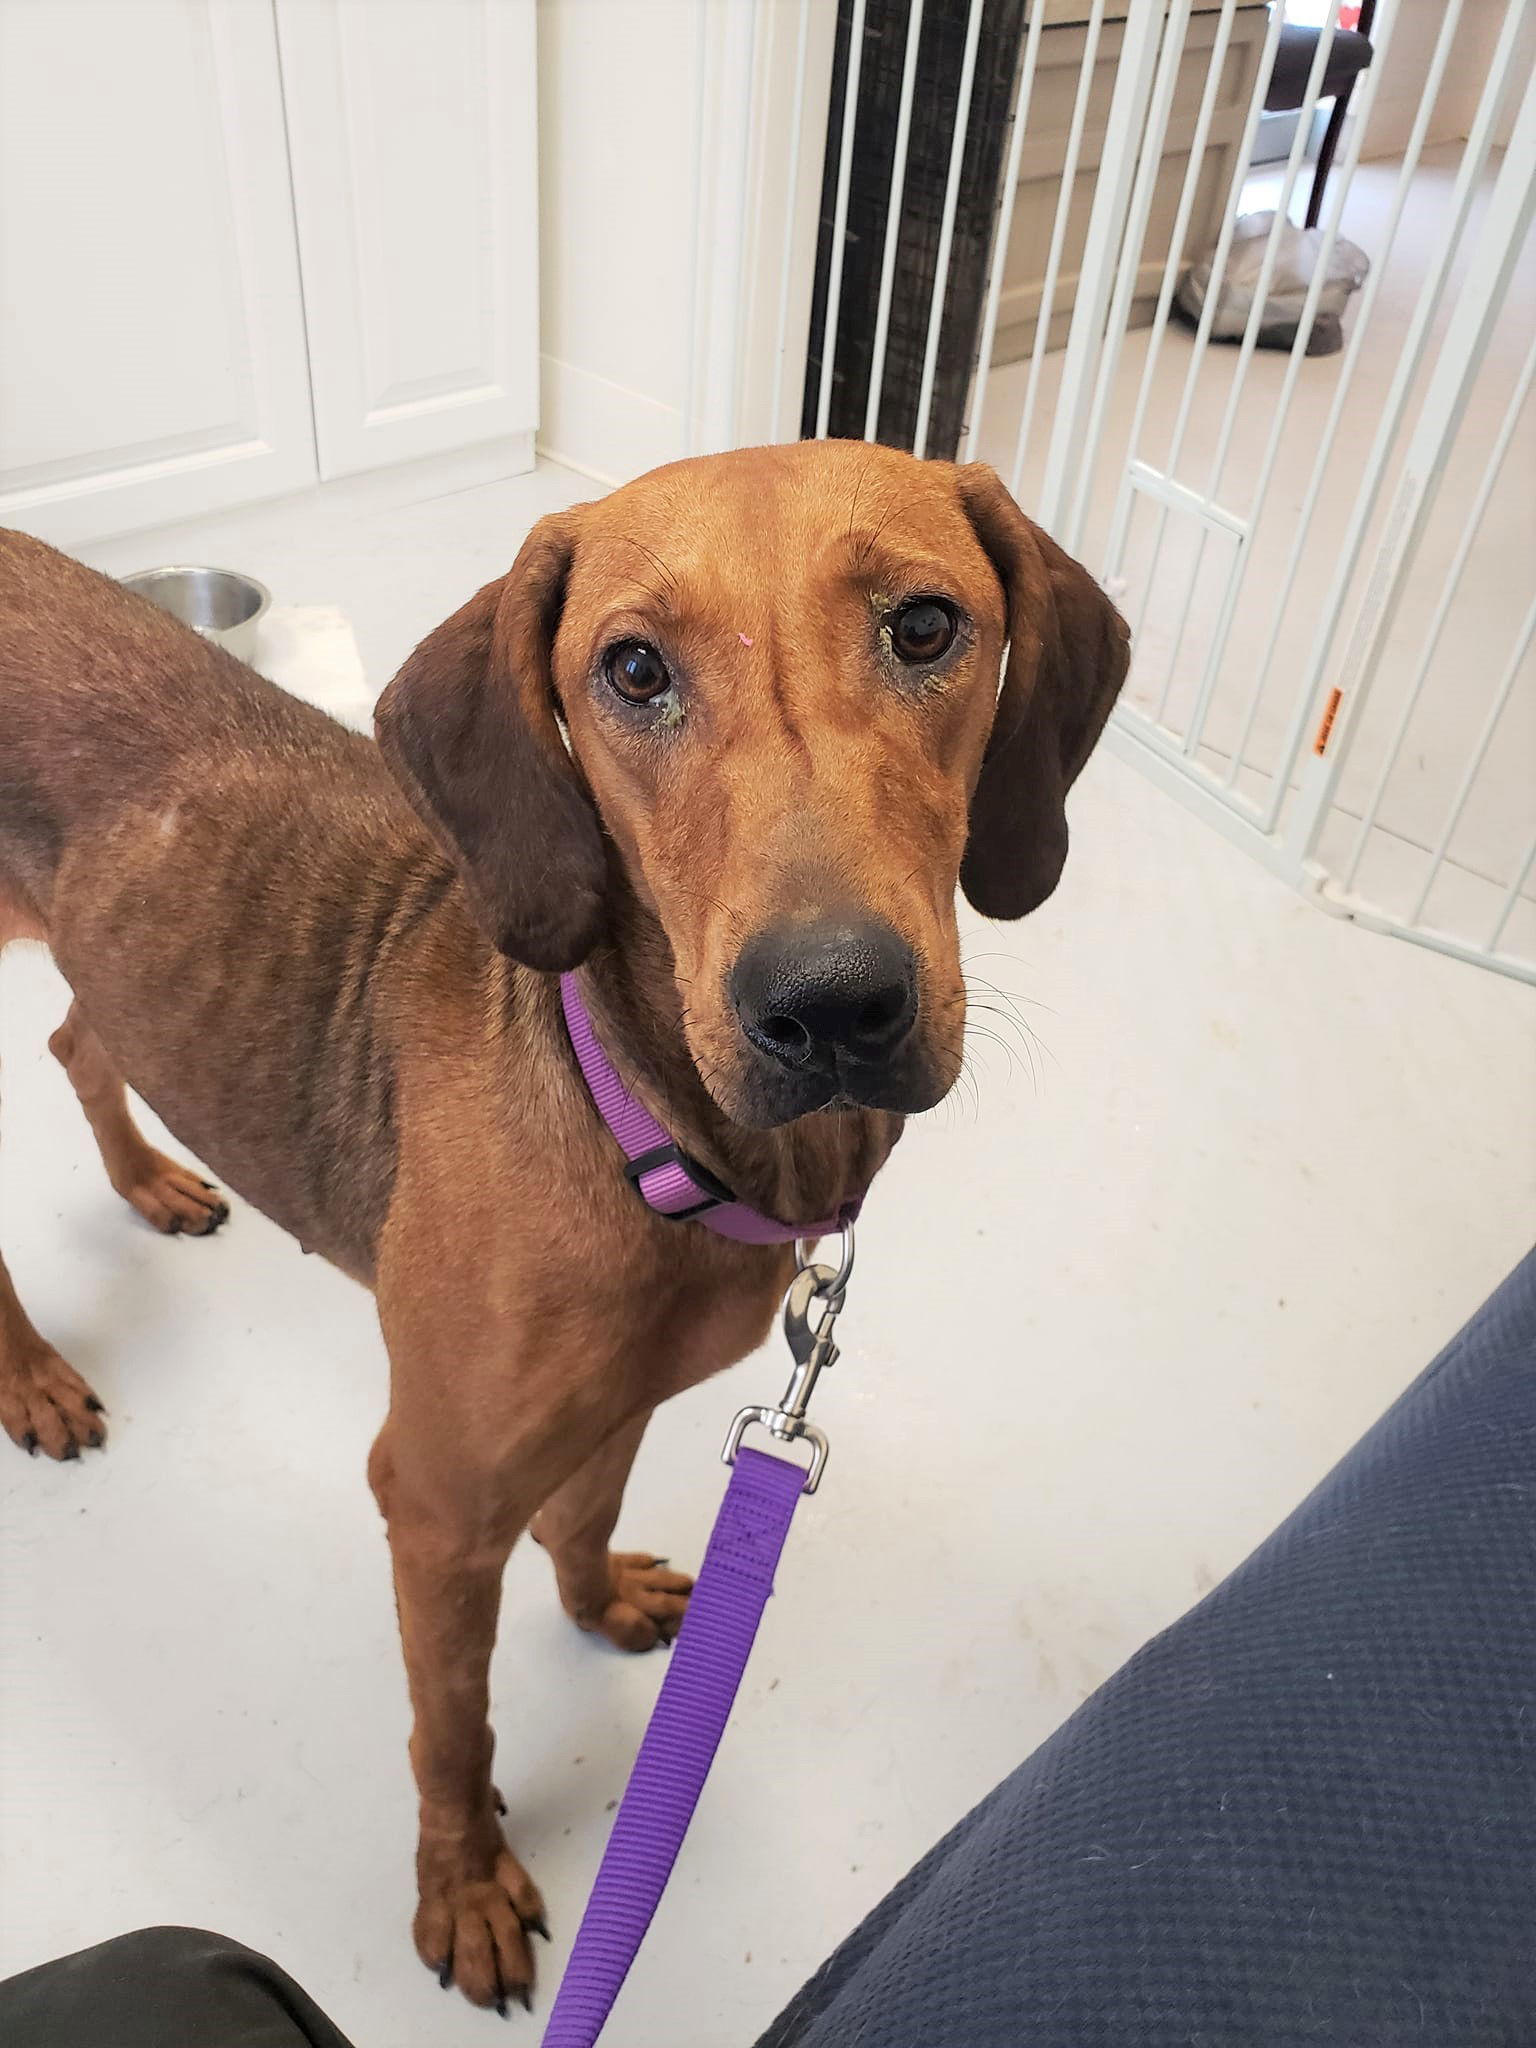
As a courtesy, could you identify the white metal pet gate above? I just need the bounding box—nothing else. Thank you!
[706,0,1536,984]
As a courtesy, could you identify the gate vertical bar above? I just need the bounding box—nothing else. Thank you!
[1007,0,1109,497]
[913,0,985,457]
[964,0,1050,459]
[1036,0,1178,532]
[864,0,926,440]
[1406,592,1536,926]
[1224,0,1468,794]
[1488,832,1536,954]
[1342,327,1536,890]
[1157,10,1342,735]
[1123,0,1285,644]
[1099,0,1243,583]
[1286,63,1536,872]
[815,0,868,438]
[1264,0,1534,836]
[1060,0,1194,558]
[1179,3,1395,761]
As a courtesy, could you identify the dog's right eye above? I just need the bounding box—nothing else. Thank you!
[603,640,673,705]
[888,598,958,665]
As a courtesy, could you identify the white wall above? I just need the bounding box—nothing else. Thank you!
[1458,0,1536,150]
[1363,0,1536,160]
[536,0,702,483]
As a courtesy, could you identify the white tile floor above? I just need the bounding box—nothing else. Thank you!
[2,457,1534,2046]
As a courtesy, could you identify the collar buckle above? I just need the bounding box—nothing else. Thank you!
[622,1140,738,1222]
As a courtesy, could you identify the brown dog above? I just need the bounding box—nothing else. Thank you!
[0,440,1127,2010]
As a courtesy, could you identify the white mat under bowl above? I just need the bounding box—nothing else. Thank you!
[254,605,375,735]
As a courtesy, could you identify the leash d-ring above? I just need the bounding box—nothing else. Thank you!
[797,1217,855,1299]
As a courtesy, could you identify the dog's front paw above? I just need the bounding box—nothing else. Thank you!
[579,1552,695,1652]
[0,1342,106,1459]
[116,1149,230,1236]
[416,1831,548,2015]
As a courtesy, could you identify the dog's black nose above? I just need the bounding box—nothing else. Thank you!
[731,921,918,1072]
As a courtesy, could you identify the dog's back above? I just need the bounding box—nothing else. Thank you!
[0,528,463,1274]
[0,528,387,912]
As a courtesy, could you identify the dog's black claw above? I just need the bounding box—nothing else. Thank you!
[62,1440,81,1461]
[494,1952,524,2019]
[514,1985,533,2013]
[166,1219,182,1236]
[85,1396,105,1415]
[22,1431,38,1456]
[495,1791,507,1816]
[87,1431,104,1450]
[526,1916,551,1943]
[437,1959,453,1989]
[651,1557,670,1568]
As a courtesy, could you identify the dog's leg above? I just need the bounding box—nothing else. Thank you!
[531,1412,694,1651]
[0,1248,105,1460]
[49,1001,229,1237]
[0,931,106,1457]
[367,1421,546,2013]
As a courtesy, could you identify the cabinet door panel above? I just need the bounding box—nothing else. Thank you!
[276,0,538,479]
[0,0,316,544]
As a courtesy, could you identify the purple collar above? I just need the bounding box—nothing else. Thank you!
[559,973,860,1245]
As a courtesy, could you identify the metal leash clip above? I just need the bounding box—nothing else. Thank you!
[722,1224,855,1494]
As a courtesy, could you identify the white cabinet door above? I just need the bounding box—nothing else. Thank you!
[275,0,539,480]
[0,0,317,546]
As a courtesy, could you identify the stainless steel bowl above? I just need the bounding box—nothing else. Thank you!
[120,565,271,664]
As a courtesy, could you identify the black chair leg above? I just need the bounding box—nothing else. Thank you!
[1306,81,1356,229]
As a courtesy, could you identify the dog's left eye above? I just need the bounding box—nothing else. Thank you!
[888,598,958,665]
[603,640,673,705]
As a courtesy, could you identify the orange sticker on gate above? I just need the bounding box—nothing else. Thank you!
[1313,688,1343,756]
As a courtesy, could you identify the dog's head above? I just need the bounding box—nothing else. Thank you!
[376,442,1127,1128]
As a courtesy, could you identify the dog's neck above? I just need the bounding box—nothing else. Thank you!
[571,900,901,1230]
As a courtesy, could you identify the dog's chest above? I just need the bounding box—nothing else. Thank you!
[619,1242,790,1408]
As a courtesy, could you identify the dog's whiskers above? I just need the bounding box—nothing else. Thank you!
[962,973,1054,1089]
[959,953,1058,1017]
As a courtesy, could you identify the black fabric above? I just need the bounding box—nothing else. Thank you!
[0,1927,356,2048]
[759,1250,1536,2047]
[1265,23,1374,111]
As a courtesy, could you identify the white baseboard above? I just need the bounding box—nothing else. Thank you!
[24,431,537,552]
[287,431,537,516]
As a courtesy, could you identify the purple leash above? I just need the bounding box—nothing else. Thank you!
[542,1239,853,2046]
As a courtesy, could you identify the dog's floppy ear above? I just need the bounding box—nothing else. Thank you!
[374,511,605,971]
[955,464,1129,921]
